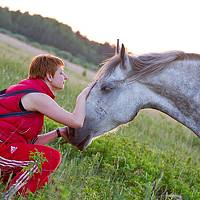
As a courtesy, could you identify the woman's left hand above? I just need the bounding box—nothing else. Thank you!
[59,127,69,142]
[58,126,75,142]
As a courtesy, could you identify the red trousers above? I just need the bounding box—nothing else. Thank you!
[0,143,61,199]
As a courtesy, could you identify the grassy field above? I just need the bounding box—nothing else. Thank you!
[0,40,200,200]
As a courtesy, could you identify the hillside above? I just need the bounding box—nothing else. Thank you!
[0,6,115,67]
[0,32,95,82]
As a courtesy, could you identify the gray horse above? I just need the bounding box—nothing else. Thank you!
[67,44,200,150]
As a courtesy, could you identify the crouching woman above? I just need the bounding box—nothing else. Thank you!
[0,54,94,199]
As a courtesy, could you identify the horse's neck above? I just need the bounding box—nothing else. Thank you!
[140,59,200,136]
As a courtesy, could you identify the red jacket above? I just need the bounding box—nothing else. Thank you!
[0,79,55,144]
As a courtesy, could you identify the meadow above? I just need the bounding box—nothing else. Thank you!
[0,40,200,200]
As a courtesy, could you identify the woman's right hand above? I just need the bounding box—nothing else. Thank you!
[78,81,97,99]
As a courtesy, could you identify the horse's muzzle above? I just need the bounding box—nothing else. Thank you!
[66,127,91,151]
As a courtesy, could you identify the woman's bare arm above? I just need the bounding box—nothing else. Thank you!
[21,84,94,128]
[33,127,68,145]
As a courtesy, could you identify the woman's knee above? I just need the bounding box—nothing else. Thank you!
[33,145,61,171]
[46,147,61,168]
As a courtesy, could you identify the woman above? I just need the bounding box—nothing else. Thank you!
[0,54,95,199]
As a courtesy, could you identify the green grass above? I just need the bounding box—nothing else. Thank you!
[0,40,200,200]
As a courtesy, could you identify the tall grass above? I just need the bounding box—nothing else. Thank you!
[0,41,200,199]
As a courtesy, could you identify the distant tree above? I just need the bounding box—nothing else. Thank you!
[0,7,12,29]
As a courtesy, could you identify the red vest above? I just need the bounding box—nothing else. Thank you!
[0,79,55,144]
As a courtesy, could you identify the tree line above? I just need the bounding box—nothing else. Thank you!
[0,7,115,67]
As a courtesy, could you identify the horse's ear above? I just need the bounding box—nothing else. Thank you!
[115,39,119,54]
[120,43,125,66]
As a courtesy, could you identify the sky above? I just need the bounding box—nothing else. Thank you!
[1,0,200,54]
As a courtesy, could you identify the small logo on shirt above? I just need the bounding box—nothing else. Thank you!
[11,146,18,154]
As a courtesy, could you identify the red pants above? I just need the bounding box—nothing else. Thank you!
[0,143,61,199]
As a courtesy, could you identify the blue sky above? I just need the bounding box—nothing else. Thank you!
[1,0,200,54]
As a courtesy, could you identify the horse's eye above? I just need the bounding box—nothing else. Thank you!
[100,83,114,92]
[101,85,111,91]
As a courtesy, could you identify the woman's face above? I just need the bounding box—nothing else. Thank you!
[50,66,68,90]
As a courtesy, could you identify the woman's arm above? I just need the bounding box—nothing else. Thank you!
[21,84,94,128]
[34,127,68,145]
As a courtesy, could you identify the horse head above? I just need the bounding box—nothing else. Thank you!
[67,43,200,150]
[67,44,144,150]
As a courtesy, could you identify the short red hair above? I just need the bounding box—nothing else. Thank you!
[28,54,64,79]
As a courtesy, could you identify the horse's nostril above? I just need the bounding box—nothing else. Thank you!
[76,135,91,151]
[68,127,75,137]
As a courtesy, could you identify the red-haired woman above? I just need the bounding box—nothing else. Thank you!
[0,54,94,199]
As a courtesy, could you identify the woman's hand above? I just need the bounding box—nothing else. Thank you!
[59,127,69,142]
[59,126,75,142]
[78,81,97,99]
